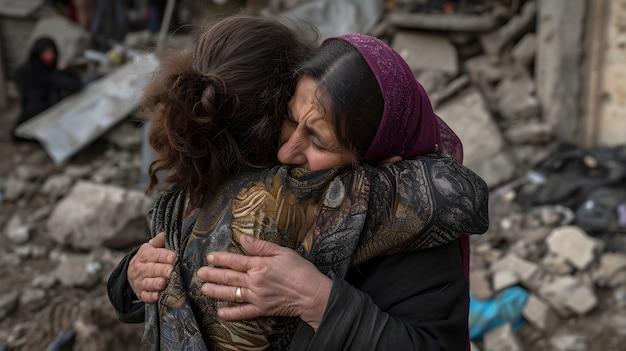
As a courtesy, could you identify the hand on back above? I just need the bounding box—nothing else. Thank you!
[197,235,332,331]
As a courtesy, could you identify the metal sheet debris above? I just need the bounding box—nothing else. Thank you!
[15,53,158,164]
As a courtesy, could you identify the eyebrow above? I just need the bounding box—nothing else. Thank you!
[288,103,338,149]
[287,106,324,141]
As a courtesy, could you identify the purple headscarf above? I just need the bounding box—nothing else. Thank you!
[323,34,463,163]
[323,37,471,339]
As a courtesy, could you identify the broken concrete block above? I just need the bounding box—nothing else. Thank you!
[593,253,626,288]
[46,181,153,251]
[391,31,459,75]
[471,269,494,300]
[512,33,537,68]
[493,270,519,292]
[541,253,574,275]
[546,226,599,271]
[549,334,588,351]
[483,323,523,351]
[491,253,540,285]
[522,294,558,331]
[538,276,598,317]
[435,88,517,187]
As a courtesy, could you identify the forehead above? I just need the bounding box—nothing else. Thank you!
[290,77,328,120]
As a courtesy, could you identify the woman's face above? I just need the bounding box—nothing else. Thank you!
[278,76,354,171]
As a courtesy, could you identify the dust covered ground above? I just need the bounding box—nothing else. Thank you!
[1,97,626,350]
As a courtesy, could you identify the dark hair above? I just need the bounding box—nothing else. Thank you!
[297,39,383,159]
[141,14,316,207]
[29,37,58,67]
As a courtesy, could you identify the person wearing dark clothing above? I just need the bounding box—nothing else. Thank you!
[11,37,82,142]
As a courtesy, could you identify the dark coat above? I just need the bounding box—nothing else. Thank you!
[12,37,82,142]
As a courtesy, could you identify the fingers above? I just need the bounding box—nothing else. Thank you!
[148,232,166,248]
[140,291,159,304]
[200,283,262,320]
[206,251,252,272]
[239,235,283,256]
[217,304,263,321]
[197,265,246,287]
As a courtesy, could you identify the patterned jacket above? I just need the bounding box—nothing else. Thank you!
[142,154,489,351]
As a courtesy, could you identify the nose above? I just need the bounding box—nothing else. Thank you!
[277,125,307,166]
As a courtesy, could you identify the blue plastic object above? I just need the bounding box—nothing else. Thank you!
[468,286,529,340]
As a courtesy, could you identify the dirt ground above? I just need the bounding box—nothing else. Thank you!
[1,96,626,350]
[0,99,144,350]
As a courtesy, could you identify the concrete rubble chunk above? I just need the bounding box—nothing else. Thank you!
[435,88,517,187]
[546,226,599,271]
[538,276,598,317]
[51,253,98,289]
[593,253,626,288]
[391,31,458,75]
[479,0,537,57]
[470,269,494,300]
[483,323,524,351]
[493,270,519,292]
[541,253,574,275]
[522,294,558,331]
[46,181,153,251]
[505,121,553,145]
[0,291,20,322]
[490,252,540,285]
[549,334,588,351]
[512,33,537,68]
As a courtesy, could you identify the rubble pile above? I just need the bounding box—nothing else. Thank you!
[0,0,624,350]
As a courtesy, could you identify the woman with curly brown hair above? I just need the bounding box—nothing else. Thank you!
[108,14,488,351]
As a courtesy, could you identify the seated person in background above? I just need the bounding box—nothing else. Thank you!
[11,36,82,142]
[108,14,489,351]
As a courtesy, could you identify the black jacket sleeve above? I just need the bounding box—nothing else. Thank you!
[106,247,146,323]
[289,240,469,350]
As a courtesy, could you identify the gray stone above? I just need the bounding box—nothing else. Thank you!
[549,334,588,351]
[546,226,599,271]
[538,276,598,317]
[32,275,59,290]
[19,288,47,311]
[593,253,626,288]
[435,88,517,187]
[51,253,98,289]
[40,173,74,200]
[512,33,537,68]
[391,31,458,75]
[470,269,494,300]
[522,294,558,330]
[5,214,31,244]
[491,253,540,285]
[505,122,554,145]
[483,323,523,351]
[541,253,574,275]
[493,270,519,292]
[46,181,153,251]
[480,0,537,57]
[0,291,20,321]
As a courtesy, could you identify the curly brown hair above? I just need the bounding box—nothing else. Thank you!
[140,13,316,207]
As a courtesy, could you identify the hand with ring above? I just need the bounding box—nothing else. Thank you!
[235,286,243,303]
[196,234,332,330]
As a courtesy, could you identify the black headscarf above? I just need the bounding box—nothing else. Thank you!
[12,36,82,142]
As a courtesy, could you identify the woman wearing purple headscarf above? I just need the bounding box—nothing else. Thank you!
[196,34,484,350]
[109,19,487,350]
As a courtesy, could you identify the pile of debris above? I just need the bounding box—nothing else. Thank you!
[0,0,624,350]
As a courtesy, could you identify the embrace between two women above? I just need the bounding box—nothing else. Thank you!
[107,13,489,351]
